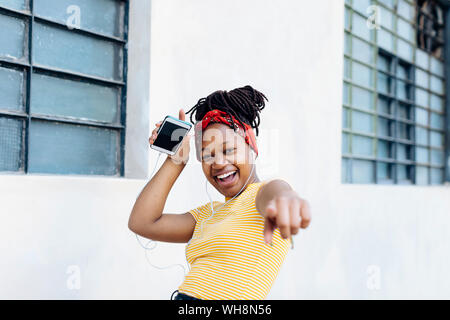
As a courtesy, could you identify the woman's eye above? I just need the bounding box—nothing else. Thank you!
[202,154,212,161]
[225,148,236,154]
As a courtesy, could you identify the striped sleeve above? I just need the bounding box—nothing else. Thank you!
[188,202,213,223]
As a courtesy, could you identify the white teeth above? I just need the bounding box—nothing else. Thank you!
[217,171,236,179]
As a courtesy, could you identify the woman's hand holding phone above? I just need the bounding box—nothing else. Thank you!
[149,109,191,166]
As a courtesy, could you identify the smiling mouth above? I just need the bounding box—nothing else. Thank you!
[214,170,238,187]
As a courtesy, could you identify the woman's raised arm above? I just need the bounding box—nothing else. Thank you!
[128,110,195,243]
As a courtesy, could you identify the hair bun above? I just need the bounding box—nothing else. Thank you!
[186,85,268,136]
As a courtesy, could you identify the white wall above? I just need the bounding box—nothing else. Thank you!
[1,0,449,299]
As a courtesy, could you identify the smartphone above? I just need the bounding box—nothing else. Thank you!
[150,115,192,155]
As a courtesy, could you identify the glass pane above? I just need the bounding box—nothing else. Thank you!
[415,127,428,145]
[377,72,392,94]
[353,135,373,156]
[379,0,394,9]
[397,123,412,141]
[377,140,393,159]
[31,73,120,123]
[352,159,374,183]
[415,147,429,163]
[415,68,429,88]
[377,28,393,51]
[377,54,391,73]
[352,61,373,87]
[344,32,351,55]
[397,164,411,182]
[398,0,414,21]
[0,66,25,111]
[353,37,374,64]
[396,80,410,100]
[396,64,409,80]
[397,143,412,161]
[431,149,444,166]
[416,49,429,69]
[33,23,123,81]
[397,103,412,120]
[430,76,444,95]
[342,133,350,153]
[353,0,372,16]
[430,94,444,112]
[34,0,124,38]
[352,110,374,133]
[379,6,393,30]
[0,117,23,172]
[352,13,372,40]
[377,162,393,182]
[1,0,27,11]
[352,86,373,110]
[377,96,393,115]
[0,14,26,60]
[343,108,350,129]
[344,57,351,79]
[430,57,444,77]
[377,117,393,137]
[431,168,444,185]
[345,7,351,30]
[343,82,350,105]
[430,112,444,130]
[28,121,119,175]
[397,38,413,62]
[342,158,350,183]
[397,18,414,42]
[430,131,444,148]
[416,166,429,185]
[415,88,429,107]
[415,107,428,126]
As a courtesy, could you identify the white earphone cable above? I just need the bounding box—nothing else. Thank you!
[134,148,257,277]
[133,151,187,275]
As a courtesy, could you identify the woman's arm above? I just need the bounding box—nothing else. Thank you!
[255,179,311,244]
[128,157,195,243]
[128,109,196,243]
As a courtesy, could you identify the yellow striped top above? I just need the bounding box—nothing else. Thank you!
[178,181,291,300]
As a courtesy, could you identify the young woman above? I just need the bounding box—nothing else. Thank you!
[128,85,311,300]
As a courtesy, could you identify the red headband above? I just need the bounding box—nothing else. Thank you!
[194,109,258,159]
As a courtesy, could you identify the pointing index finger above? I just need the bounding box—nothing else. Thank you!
[276,197,290,240]
[300,200,311,229]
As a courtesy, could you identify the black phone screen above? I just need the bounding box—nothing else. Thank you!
[153,121,189,153]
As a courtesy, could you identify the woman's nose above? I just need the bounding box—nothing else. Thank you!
[212,151,231,166]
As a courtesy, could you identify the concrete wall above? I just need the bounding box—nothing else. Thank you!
[0,0,449,299]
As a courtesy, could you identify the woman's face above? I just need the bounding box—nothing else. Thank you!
[198,123,257,198]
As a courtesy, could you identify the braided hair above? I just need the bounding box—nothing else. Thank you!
[185,85,268,136]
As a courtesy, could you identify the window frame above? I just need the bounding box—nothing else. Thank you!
[343,0,449,185]
[0,0,129,176]
[444,1,450,183]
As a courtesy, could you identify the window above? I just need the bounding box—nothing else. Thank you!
[343,0,447,185]
[0,0,128,176]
